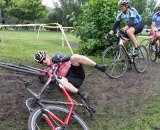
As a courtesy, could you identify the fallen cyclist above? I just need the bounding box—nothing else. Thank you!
[34,51,106,100]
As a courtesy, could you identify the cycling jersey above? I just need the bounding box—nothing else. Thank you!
[152,12,160,29]
[113,7,142,32]
[116,7,142,24]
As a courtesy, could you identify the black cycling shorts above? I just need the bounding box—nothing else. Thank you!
[133,22,144,34]
[124,22,144,38]
[65,64,85,88]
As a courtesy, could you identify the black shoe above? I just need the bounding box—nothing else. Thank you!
[79,92,89,100]
[95,64,107,72]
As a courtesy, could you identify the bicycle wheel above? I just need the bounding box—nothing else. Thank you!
[133,45,149,73]
[102,45,128,78]
[28,105,89,130]
[140,38,150,49]
[148,42,158,62]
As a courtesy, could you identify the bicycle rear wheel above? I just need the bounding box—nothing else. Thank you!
[133,45,149,73]
[148,42,158,62]
[28,105,89,130]
[102,45,128,78]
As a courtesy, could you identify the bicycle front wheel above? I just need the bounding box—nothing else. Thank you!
[28,105,89,130]
[133,45,149,73]
[102,45,128,78]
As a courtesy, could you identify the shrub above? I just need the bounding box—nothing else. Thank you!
[75,0,118,55]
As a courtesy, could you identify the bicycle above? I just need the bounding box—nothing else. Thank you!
[101,32,149,78]
[141,29,160,62]
[25,61,95,130]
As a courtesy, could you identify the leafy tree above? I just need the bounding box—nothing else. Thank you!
[46,0,82,26]
[8,0,47,22]
[75,0,118,55]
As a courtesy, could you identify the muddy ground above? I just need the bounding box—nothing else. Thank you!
[0,61,160,130]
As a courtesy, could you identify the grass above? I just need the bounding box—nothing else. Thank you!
[1,30,160,130]
[0,30,80,64]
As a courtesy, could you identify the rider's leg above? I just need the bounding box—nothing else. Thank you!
[70,54,106,72]
[122,25,129,31]
[126,27,138,48]
[59,77,78,93]
[58,77,88,99]
[122,40,128,47]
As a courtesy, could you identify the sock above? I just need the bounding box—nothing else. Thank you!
[94,64,98,68]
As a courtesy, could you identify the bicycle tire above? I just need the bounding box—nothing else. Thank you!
[140,38,150,49]
[148,42,158,62]
[28,105,89,130]
[133,45,149,73]
[102,45,128,78]
[0,62,45,76]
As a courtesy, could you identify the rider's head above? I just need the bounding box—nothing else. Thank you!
[34,51,51,66]
[118,0,130,13]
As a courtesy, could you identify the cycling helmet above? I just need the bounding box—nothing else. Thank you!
[118,0,130,6]
[34,51,47,63]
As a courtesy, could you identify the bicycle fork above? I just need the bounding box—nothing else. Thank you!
[40,109,65,130]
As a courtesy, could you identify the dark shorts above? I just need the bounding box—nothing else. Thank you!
[125,22,144,38]
[65,65,85,88]
[133,22,144,34]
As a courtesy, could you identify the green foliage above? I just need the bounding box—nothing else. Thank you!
[74,0,118,55]
[2,0,47,21]
[46,0,82,26]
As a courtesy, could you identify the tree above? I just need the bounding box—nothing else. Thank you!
[8,0,47,22]
[74,0,118,55]
[46,0,82,26]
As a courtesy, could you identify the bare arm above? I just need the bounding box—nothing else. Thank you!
[151,22,156,35]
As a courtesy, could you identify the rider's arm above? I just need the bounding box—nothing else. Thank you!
[151,14,157,35]
[111,12,122,33]
[112,21,121,33]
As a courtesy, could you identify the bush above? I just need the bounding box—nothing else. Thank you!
[75,0,118,55]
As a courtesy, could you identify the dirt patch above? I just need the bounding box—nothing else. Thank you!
[0,61,160,129]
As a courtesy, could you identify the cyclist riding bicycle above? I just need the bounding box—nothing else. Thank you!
[34,51,106,100]
[107,0,144,55]
[151,5,160,44]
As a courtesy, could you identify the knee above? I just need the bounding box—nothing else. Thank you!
[126,29,133,35]
[70,54,81,62]
[70,54,83,66]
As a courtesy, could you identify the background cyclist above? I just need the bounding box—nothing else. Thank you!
[151,5,160,44]
[34,51,106,100]
[107,0,144,55]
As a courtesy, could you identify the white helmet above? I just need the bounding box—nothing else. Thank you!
[118,0,130,6]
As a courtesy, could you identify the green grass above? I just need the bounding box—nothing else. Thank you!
[0,30,80,64]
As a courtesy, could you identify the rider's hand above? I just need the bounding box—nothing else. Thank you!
[104,30,114,39]
[108,30,114,35]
